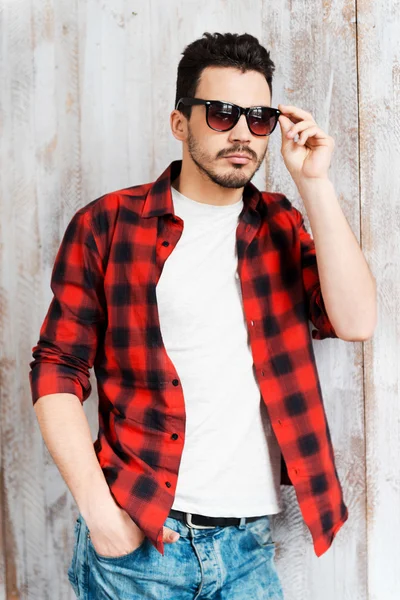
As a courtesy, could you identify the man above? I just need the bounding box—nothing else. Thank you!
[30,32,376,599]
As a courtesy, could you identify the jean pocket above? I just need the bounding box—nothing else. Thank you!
[87,530,148,563]
[246,516,276,549]
[67,517,82,597]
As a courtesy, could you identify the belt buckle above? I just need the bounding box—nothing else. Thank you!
[184,512,217,529]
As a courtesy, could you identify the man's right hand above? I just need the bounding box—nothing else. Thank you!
[83,503,180,559]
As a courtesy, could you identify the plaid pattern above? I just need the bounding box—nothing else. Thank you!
[29,159,348,558]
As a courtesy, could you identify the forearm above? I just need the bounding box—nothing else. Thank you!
[296,177,377,340]
[33,393,116,521]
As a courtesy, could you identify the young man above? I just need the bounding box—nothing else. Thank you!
[30,32,376,599]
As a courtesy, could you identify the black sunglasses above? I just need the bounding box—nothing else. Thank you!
[175,97,281,137]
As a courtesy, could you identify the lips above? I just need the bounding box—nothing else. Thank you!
[224,154,251,164]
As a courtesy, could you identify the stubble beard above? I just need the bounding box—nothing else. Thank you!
[186,126,266,190]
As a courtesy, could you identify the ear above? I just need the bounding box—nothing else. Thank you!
[170,110,187,142]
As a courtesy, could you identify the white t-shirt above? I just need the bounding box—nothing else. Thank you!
[154,184,282,517]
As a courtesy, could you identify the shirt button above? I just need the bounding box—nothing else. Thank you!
[172,379,179,386]
[162,240,169,247]
[165,481,172,488]
[250,320,254,326]
[171,433,178,440]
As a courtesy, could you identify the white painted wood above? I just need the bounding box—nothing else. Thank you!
[357,2,400,600]
[1,2,49,598]
[263,1,366,598]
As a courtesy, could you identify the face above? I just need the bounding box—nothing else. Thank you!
[172,66,272,189]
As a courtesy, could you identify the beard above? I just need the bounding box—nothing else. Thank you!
[186,125,267,189]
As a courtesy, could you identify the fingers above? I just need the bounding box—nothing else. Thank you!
[286,120,315,139]
[163,525,180,543]
[297,125,319,145]
[278,104,315,123]
[287,122,330,146]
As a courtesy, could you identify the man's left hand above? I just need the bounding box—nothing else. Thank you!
[277,104,335,184]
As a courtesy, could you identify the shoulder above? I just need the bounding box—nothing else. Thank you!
[75,181,152,235]
[259,191,303,229]
[65,180,153,266]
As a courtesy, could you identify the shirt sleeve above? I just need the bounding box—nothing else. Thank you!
[29,209,106,405]
[291,203,339,340]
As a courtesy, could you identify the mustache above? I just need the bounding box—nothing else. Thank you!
[220,149,256,160]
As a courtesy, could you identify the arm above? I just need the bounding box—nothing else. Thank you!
[30,209,178,554]
[295,178,377,341]
[33,390,152,556]
[30,209,119,523]
[291,199,340,340]
[29,210,105,405]
[33,392,117,521]
[276,104,377,341]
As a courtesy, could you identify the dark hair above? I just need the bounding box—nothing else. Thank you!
[175,32,276,119]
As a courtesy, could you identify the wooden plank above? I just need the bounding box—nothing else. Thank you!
[0,1,46,597]
[0,0,85,598]
[357,2,400,599]
[31,1,85,598]
[262,1,366,598]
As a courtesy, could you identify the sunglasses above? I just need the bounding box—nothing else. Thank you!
[175,97,281,137]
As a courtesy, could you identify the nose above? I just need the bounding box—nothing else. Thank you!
[227,113,252,143]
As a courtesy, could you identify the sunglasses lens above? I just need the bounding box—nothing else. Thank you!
[248,108,277,135]
[208,102,239,131]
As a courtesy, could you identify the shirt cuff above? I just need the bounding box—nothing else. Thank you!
[29,364,89,405]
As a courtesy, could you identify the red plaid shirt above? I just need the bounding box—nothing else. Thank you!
[29,159,348,557]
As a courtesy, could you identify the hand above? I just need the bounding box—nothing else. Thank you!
[84,503,180,559]
[277,104,335,184]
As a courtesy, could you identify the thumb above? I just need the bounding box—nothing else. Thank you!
[163,526,180,543]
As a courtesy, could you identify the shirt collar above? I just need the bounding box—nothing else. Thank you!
[141,159,262,220]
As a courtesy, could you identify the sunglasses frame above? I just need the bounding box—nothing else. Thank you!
[175,97,281,137]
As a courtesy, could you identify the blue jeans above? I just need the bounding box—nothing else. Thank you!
[68,512,284,599]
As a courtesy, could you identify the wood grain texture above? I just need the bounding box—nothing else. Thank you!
[357,1,400,600]
[263,1,366,598]
[1,2,45,599]
[0,0,395,598]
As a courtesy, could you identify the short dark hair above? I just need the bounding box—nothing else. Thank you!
[175,32,276,120]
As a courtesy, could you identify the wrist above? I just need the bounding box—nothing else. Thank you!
[294,177,335,202]
[294,176,333,190]
[80,493,120,525]
[77,473,119,522]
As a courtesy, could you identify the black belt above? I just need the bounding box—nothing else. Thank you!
[168,508,264,529]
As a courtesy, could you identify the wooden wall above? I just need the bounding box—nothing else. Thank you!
[0,1,398,598]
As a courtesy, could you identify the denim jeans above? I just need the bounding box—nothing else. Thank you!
[67,512,284,599]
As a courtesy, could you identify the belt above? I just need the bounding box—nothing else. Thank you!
[168,508,264,529]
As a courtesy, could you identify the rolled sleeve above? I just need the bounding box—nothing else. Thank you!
[291,203,338,340]
[29,209,106,405]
